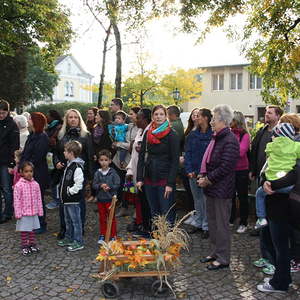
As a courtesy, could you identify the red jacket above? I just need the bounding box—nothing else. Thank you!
[13,178,43,219]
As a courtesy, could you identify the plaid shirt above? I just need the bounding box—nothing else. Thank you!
[13,177,43,219]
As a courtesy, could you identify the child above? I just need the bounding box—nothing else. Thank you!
[57,141,85,252]
[92,150,120,243]
[108,111,128,169]
[255,123,300,229]
[14,161,43,255]
[9,149,22,186]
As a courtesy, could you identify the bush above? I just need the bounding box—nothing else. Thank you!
[27,102,102,119]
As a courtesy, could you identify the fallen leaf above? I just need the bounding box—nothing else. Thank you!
[33,286,39,290]
[66,288,73,293]
[53,233,58,237]
[6,276,12,282]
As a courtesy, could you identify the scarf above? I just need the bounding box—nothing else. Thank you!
[147,120,171,144]
[48,119,60,129]
[200,132,217,174]
[93,124,104,144]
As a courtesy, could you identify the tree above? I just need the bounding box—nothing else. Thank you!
[160,68,203,106]
[0,0,72,70]
[123,0,300,106]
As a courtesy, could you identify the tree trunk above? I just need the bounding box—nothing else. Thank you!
[140,90,144,107]
[98,23,112,108]
[112,22,122,98]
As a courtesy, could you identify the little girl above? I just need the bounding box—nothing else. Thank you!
[13,161,44,255]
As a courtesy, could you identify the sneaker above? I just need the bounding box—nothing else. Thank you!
[253,258,270,268]
[257,281,287,293]
[110,237,116,241]
[236,225,247,234]
[255,218,268,230]
[46,201,59,209]
[132,230,151,239]
[262,264,275,275]
[290,259,300,273]
[29,245,40,253]
[184,215,195,225]
[97,235,105,244]
[264,277,292,287]
[67,241,84,252]
[57,238,73,247]
[22,247,31,256]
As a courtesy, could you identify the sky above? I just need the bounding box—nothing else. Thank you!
[59,0,248,82]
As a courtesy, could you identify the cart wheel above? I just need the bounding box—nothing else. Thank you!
[101,281,120,298]
[151,279,169,297]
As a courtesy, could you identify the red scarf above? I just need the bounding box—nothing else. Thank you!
[147,121,171,144]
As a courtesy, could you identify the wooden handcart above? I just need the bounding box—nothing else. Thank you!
[94,195,171,298]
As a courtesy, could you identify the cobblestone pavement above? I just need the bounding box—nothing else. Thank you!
[0,198,299,300]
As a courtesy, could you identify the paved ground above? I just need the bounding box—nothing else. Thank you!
[0,197,299,300]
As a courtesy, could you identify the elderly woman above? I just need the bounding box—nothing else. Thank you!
[198,104,239,270]
[53,109,93,239]
[136,105,180,225]
[20,112,50,233]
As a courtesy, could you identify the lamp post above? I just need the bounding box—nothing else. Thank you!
[172,88,180,105]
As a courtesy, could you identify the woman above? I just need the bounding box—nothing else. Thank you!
[114,107,140,217]
[20,112,50,233]
[53,109,93,239]
[126,109,152,236]
[198,104,239,270]
[185,108,200,137]
[230,111,251,233]
[184,108,213,238]
[45,110,63,210]
[136,105,180,225]
[86,107,98,133]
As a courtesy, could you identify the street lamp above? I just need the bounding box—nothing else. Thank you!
[172,88,180,104]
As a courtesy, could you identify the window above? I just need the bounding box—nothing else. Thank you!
[249,74,262,90]
[64,81,69,96]
[212,74,224,91]
[230,73,243,90]
[70,82,74,97]
[67,62,71,74]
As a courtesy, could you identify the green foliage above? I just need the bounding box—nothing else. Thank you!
[27,102,99,120]
[123,0,300,106]
[0,0,73,70]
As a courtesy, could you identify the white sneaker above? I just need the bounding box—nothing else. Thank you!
[184,215,195,225]
[236,225,247,234]
[257,282,287,293]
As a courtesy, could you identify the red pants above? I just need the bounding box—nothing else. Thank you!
[97,202,117,238]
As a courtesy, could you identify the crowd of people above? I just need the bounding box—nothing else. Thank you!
[0,97,299,294]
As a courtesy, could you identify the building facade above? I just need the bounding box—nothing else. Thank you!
[52,55,93,104]
[182,63,299,126]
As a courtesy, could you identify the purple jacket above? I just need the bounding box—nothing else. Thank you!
[203,127,239,199]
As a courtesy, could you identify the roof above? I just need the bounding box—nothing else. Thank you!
[55,55,93,79]
[199,63,250,69]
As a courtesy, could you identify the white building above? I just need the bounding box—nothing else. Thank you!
[182,63,299,126]
[52,55,93,103]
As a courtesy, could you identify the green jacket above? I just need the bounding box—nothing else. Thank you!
[170,119,185,152]
[266,136,300,180]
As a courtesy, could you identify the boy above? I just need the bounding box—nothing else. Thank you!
[108,110,128,169]
[92,150,120,243]
[57,141,85,251]
[255,123,300,229]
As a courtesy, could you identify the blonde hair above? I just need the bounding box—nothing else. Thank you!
[280,113,300,132]
[233,111,249,133]
[58,109,89,140]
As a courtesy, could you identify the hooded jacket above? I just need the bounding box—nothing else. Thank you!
[60,157,84,204]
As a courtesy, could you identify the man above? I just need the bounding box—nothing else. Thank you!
[109,98,130,124]
[167,105,185,150]
[0,99,20,223]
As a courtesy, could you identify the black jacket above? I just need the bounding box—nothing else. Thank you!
[270,167,300,229]
[137,129,180,186]
[249,125,272,177]
[60,160,84,204]
[0,115,19,168]
[53,127,94,179]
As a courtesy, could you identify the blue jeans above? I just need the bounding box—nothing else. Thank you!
[256,185,293,218]
[64,204,83,244]
[144,185,176,225]
[189,178,208,230]
[0,165,13,218]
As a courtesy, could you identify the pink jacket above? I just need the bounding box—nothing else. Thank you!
[232,129,250,171]
[13,178,43,219]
